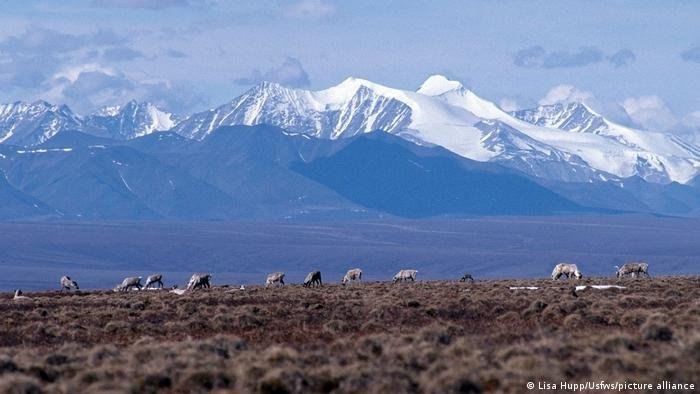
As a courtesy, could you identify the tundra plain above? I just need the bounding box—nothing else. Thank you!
[1,277,699,393]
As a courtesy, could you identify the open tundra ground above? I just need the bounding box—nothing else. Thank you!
[0,277,698,393]
[1,216,699,291]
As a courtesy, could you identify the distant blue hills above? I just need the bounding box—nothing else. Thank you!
[0,124,697,219]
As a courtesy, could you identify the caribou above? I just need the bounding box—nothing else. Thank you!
[551,263,583,280]
[186,273,212,290]
[342,268,362,285]
[303,271,322,288]
[392,269,418,283]
[144,274,164,289]
[265,272,285,287]
[459,273,475,283]
[115,276,143,292]
[60,276,79,292]
[615,262,650,278]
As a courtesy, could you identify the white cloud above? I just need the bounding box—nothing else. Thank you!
[679,111,700,143]
[284,0,335,20]
[682,111,700,128]
[621,95,678,132]
[51,63,119,84]
[514,46,634,69]
[233,57,310,88]
[498,98,521,112]
[539,85,596,107]
[42,64,203,115]
[615,96,700,142]
[0,27,127,89]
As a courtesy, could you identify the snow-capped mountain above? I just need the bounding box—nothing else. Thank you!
[85,100,178,140]
[172,75,700,184]
[0,101,82,146]
[511,102,608,135]
[0,100,177,145]
[170,80,414,141]
[2,76,699,185]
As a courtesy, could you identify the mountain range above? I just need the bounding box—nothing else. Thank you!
[0,100,176,146]
[171,75,700,185]
[0,75,699,219]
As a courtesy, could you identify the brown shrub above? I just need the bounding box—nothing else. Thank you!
[684,335,700,362]
[601,333,639,352]
[177,370,233,392]
[133,373,172,394]
[0,356,18,374]
[522,299,547,318]
[496,311,521,324]
[88,345,123,367]
[563,313,584,329]
[424,370,483,394]
[258,368,309,394]
[640,321,674,342]
[0,375,43,394]
[620,309,649,328]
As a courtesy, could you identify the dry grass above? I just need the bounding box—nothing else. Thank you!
[0,277,699,393]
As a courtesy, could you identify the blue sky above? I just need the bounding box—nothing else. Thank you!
[1,0,699,139]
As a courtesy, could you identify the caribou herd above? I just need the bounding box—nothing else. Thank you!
[9,261,654,298]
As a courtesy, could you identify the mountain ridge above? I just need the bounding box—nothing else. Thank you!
[1,75,699,188]
[0,99,177,146]
[168,76,700,185]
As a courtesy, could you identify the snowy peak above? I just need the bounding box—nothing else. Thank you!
[85,101,178,140]
[436,87,510,120]
[0,99,177,145]
[171,78,415,141]
[0,100,82,146]
[417,75,463,96]
[512,102,609,134]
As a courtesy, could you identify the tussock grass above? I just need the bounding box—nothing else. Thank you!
[0,277,698,392]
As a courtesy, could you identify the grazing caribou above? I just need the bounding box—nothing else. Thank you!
[265,272,285,287]
[186,273,212,290]
[144,274,164,289]
[393,269,418,283]
[342,268,362,285]
[551,263,583,280]
[13,289,29,300]
[303,271,322,288]
[115,276,143,292]
[60,276,79,292]
[459,273,474,283]
[615,262,650,278]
